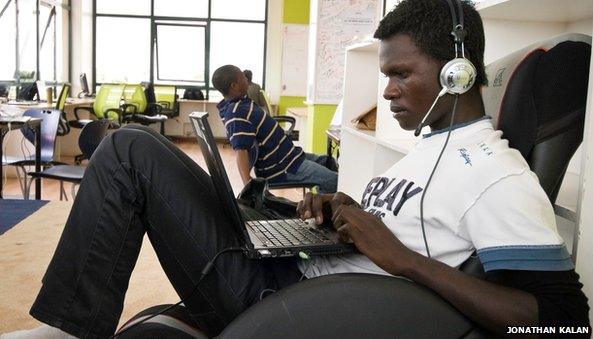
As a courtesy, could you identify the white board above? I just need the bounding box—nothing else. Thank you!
[308,0,379,104]
[281,24,309,97]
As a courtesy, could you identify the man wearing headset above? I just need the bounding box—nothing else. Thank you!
[9,0,587,338]
[297,0,590,334]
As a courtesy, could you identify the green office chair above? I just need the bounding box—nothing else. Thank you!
[70,84,126,130]
[120,84,168,135]
[55,83,71,137]
[154,85,179,118]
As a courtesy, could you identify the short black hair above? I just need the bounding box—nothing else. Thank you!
[374,0,487,86]
[212,65,241,96]
[243,70,253,82]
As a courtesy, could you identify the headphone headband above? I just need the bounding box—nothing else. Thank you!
[440,0,476,94]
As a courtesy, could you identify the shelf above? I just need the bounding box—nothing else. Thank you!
[477,0,593,23]
[346,39,379,52]
[342,125,376,142]
[342,125,416,154]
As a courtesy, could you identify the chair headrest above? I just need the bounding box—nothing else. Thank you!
[482,33,591,159]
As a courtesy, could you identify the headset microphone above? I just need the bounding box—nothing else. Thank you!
[414,87,448,137]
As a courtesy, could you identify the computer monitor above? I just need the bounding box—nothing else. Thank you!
[79,73,90,95]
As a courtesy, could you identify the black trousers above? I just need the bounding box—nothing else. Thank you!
[29,125,301,338]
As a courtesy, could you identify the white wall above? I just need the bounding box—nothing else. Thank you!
[264,0,283,103]
[70,0,93,94]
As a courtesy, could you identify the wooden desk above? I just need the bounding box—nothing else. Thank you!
[0,98,94,111]
[0,117,42,199]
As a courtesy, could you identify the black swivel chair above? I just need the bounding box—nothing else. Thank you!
[27,120,110,200]
[120,33,591,339]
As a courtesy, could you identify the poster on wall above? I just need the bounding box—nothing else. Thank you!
[281,24,309,97]
[310,0,378,104]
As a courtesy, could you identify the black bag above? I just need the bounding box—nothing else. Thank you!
[17,83,38,100]
[182,87,205,100]
[237,178,298,220]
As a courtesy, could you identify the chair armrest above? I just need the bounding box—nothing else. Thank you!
[73,106,95,121]
[273,116,296,136]
[104,108,124,124]
[157,101,171,109]
[147,103,163,115]
[219,273,485,339]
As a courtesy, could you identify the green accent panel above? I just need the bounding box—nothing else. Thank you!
[278,96,306,115]
[306,104,337,154]
[283,0,310,24]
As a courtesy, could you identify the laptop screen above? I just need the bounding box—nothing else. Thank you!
[189,111,252,245]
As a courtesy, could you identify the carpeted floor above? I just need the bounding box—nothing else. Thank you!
[0,201,178,335]
[0,199,49,235]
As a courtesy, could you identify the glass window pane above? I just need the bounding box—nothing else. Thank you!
[96,17,150,83]
[18,0,36,81]
[154,0,208,18]
[96,0,150,16]
[0,0,16,80]
[156,24,205,83]
[211,0,266,21]
[209,22,265,87]
[39,4,56,82]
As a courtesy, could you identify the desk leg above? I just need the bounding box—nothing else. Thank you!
[35,124,41,200]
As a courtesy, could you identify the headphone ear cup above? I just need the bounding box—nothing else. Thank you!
[439,58,477,94]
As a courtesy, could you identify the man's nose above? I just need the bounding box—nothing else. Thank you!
[383,79,401,100]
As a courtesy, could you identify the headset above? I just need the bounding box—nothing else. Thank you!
[417,0,476,258]
[414,0,477,137]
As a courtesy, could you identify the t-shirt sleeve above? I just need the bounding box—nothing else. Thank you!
[225,116,256,150]
[458,172,573,272]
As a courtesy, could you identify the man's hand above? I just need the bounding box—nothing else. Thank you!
[235,149,253,184]
[297,192,359,225]
[331,206,419,276]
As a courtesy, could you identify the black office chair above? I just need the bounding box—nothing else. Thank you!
[121,33,591,339]
[55,84,72,137]
[27,119,110,200]
[2,108,64,198]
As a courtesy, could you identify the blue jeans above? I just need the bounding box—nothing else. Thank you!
[282,153,338,194]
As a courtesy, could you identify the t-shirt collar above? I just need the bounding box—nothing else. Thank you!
[422,115,491,139]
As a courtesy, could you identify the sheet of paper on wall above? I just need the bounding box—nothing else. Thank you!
[351,104,377,131]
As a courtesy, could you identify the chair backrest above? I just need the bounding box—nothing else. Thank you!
[154,85,176,103]
[122,84,147,113]
[55,83,71,111]
[93,84,125,120]
[20,109,62,161]
[259,89,274,116]
[482,33,591,204]
[78,119,110,160]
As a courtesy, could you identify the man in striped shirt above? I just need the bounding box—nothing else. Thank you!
[212,65,337,193]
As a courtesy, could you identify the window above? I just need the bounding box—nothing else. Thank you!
[0,0,70,85]
[95,17,151,83]
[155,23,206,85]
[93,0,268,99]
[154,0,208,19]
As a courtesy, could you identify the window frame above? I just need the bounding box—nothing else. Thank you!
[0,0,71,92]
[92,0,268,100]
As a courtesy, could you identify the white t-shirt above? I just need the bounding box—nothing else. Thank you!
[299,118,573,278]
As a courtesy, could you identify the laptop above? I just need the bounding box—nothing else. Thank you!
[189,111,357,259]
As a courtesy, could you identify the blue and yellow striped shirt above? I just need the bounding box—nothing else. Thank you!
[217,96,304,181]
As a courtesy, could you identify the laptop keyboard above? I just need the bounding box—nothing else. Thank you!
[247,219,333,247]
